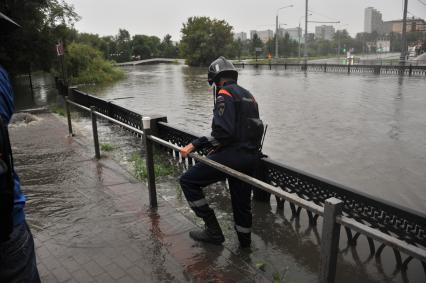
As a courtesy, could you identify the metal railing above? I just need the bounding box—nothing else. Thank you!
[62,86,426,283]
[233,62,426,76]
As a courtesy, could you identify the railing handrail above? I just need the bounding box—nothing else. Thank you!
[64,96,426,264]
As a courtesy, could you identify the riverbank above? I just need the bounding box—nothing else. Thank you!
[9,111,268,283]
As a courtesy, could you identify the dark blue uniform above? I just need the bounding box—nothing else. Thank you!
[179,80,262,243]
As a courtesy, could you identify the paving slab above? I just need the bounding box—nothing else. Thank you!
[9,112,269,283]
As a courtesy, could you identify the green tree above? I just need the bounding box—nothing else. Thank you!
[180,16,234,66]
[113,28,132,62]
[159,34,179,58]
[250,33,264,57]
[65,42,124,84]
[132,35,161,59]
[0,0,79,74]
[76,33,109,57]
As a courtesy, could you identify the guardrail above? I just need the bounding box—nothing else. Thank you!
[233,63,426,76]
[62,86,425,283]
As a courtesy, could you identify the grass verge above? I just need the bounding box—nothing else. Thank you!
[130,151,177,181]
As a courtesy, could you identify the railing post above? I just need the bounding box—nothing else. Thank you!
[319,197,343,283]
[90,106,101,159]
[64,96,73,136]
[142,116,157,208]
[324,63,327,72]
[409,64,412,76]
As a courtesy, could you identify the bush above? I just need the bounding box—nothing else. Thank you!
[65,42,125,84]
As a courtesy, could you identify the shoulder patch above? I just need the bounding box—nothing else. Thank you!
[216,96,225,103]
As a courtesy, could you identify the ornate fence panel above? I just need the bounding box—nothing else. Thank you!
[233,63,426,76]
[65,83,426,278]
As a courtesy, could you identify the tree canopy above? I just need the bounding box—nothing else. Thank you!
[180,16,234,66]
[0,0,79,74]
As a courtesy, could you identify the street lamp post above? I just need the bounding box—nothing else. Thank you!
[275,5,293,59]
[336,24,348,61]
[298,14,312,60]
[400,0,408,65]
[303,0,309,65]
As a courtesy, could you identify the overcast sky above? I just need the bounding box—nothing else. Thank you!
[66,0,426,40]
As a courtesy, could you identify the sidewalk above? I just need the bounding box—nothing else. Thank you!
[9,112,268,283]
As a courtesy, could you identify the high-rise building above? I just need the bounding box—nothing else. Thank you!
[233,32,247,41]
[250,30,273,43]
[279,27,303,42]
[315,25,335,40]
[364,7,383,33]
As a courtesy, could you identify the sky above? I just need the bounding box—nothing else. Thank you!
[66,0,426,40]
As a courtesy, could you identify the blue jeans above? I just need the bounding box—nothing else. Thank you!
[0,222,40,283]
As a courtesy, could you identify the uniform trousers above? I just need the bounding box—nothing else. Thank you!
[179,146,258,236]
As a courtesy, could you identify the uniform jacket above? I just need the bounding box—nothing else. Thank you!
[192,81,261,151]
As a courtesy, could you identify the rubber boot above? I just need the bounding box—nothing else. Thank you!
[237,231,251,248]
[189,214,225,245]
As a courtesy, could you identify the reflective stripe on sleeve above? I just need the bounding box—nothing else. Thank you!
[188,198,208,208]
[235,225,251,234]
[218,89,232,97]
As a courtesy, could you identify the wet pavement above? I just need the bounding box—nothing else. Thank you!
[9,112,268,283]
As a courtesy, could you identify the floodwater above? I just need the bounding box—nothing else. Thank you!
[78,64,425,214]
[13,65,426,282]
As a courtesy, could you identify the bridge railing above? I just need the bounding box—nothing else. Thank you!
[62,85,425,283]
[233,62,426,76]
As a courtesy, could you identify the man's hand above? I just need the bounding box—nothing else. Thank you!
[180,143,195,158]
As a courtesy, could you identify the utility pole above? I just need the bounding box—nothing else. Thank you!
[275,5,293,59]
[276,14,279,58]
[303,0,309,65]
[400,0,408,65]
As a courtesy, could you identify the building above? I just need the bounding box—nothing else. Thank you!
[315,25,335,40]
[364,7,383,33]
[279,27,302,42]
[250,29,274,43]
[382,18,426,34]
[233,32,247,41]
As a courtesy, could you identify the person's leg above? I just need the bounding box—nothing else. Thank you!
[179,152,229,244]
[0,222,40,283]
[179,159,226,220]
[228,177,252,247]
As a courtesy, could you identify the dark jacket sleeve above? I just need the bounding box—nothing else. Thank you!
[191,93,236,150]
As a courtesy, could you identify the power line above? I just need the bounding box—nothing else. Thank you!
[307,9,340,22]
[417,0,426,6]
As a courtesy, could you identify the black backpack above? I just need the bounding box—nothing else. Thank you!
[0,117,14,242]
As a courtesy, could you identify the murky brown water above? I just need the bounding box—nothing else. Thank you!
[13,66,426,282]
[73,64,426,214]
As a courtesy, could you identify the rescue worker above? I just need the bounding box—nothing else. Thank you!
[0,11,40,282]
[179,56,264,248]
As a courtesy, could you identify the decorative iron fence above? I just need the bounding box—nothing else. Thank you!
[233,63,426,76]
[62,85,425,282]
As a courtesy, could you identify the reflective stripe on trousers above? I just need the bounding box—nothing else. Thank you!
[188,198,208,208]
[235,225,251,234]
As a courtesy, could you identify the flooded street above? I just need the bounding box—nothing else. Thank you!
[77,64,426,214]
[13,65,426,282]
